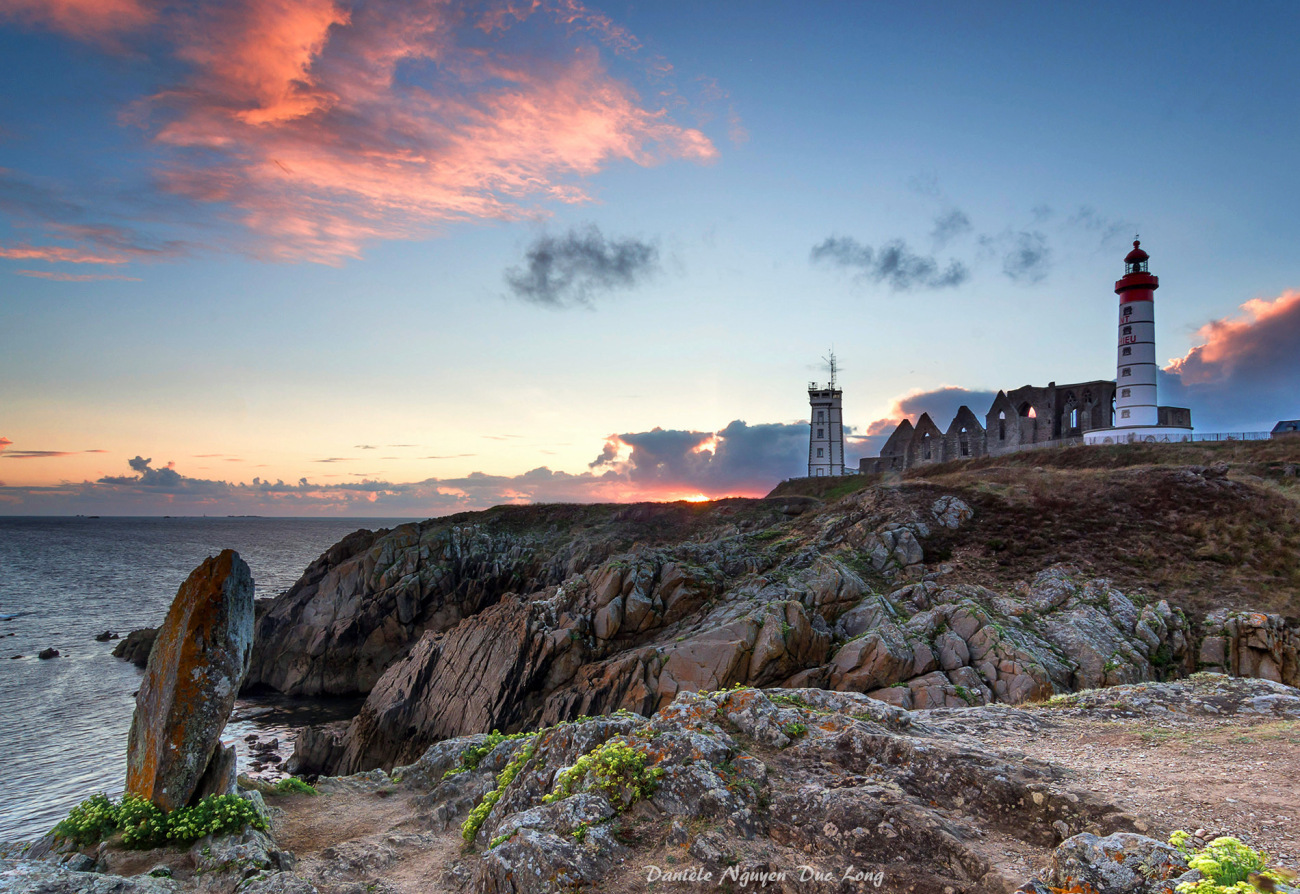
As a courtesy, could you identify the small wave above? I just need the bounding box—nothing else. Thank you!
[0,613,19,621]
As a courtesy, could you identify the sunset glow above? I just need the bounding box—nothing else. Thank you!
[1,2,1297,516]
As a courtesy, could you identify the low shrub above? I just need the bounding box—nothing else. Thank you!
[52,793,267,850]
[272,777,317,796]
[541,739,664,812]
[1169,831,1290,894]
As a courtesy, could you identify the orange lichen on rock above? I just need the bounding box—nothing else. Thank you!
[125,549,254,811]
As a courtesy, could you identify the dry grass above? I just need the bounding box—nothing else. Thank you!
[844,440,1300,617]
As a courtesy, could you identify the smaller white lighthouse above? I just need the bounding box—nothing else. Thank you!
[808,352,845,476]
[1084,240,1193,444]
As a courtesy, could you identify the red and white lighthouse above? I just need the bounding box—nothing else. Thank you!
[1114,240,1159,427]
[1084,239,1194,444]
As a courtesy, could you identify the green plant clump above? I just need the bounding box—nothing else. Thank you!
[53,793,267,850]
[273,777,318,796]
[541,739,664,812]
[444,729,534,780]
[1169,831,1284,894]
[781,722,807,739]
[461,737,537,845]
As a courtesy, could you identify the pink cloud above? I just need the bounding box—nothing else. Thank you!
[137,0,716,262]
[1165,290,1300,385]
[0,243,130,264]
[0,437,11,455]
[15,270,143,281]
[0,0,154,42]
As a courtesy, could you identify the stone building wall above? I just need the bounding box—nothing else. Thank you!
[863,379,1122,473]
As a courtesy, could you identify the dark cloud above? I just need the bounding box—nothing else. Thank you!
[1160,290,1300,431]
[592,420,808,492]
[102,457,185,488]
[980,230,1051,283]
[355,445,378,450]
[312,457,356,463]
[504,226,661,308]
[810,236,968,291]
[930,209,972,248]
[1067,207,1133,245]
[1,450,78,458]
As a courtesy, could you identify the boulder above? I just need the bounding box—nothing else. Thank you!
[1048,832,1189,894]
[112,628,158,669]
[126,550,255,811]
[38,648,59,660]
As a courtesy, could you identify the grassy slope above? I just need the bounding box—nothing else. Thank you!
[773,439,1300,619]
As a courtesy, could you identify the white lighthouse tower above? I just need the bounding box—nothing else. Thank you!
[808,352,845,476]
[1084,240,1193,444]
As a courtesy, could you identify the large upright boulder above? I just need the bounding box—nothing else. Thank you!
[126,549,254,811]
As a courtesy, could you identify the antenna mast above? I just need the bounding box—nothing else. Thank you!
[823,348,838,390]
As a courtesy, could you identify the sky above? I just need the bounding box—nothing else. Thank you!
[1,0,1298,516]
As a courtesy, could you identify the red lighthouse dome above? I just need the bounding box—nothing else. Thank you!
[1124,239,1148,265]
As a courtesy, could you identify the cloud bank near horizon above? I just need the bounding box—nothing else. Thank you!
[0,420,810,516]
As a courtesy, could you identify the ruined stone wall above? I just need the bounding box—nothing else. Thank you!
[868,379,1119,472]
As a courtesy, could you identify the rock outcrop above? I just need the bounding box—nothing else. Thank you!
[113,628,158,668]
[245,504,790,697]
[239,478,1298,778]
[380,684,1150,893]
[126,550,255,811]
[1197,608,1300,686]
[308,561,1201,775]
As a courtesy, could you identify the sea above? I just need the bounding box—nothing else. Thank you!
[0,516,416,842]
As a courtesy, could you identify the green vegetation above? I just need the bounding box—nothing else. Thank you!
[52,793,267,850]
[541,739,664,812]
[444,729,535,779]
[488,829,518,850]
[461,735,538,844]
[781,722,807,739]
[1168,831,1289,894]
[272,777,317,796]
[571,822,589,843]
[770,693,810,708]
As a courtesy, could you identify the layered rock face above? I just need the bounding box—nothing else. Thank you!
[286,487,1233,775]
[1198,609,1300,686]
[246,476,1300,777]
[126,550,254,811]
[246,504,781,697]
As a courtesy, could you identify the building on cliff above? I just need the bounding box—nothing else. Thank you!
[861,241,1194,474]
[808,352,846,477]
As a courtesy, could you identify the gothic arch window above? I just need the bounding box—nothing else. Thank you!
[922,434,932,460]
[1070,408,1078,428]
[998,411,1006,441]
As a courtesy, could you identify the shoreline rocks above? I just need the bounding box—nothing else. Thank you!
[113,628,158,669]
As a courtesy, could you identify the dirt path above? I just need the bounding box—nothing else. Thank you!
[272,779,464,894]
[976,713,1300,879]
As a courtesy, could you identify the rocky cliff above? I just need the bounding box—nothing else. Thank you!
[245,444,1300,777]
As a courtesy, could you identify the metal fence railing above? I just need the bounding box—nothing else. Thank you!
[1191,432,1272,442]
